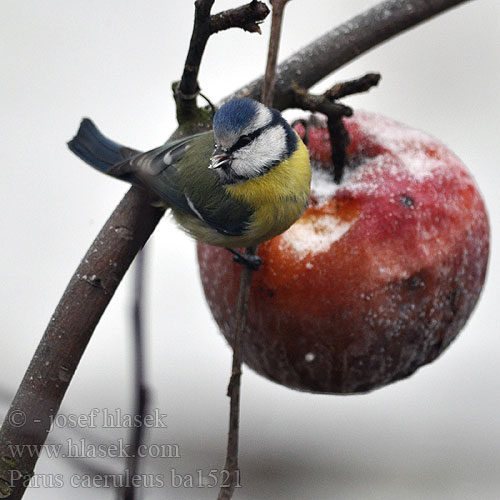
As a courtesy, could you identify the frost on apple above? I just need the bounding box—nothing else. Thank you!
[279,213,354,258]
[197,111,489,394]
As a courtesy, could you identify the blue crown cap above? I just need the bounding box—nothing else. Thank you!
[213,98,259,135]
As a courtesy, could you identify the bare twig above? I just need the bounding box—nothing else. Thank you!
[291,85,352,182]
[291,85,353,119]
[218,2,290,498]
[0,188,163,499]
[229,0,473,109]
[0,2,472,498]
[123,249,149,500]
[176,0,269,122]
[217,247,256,500]
[211,1,269,34]
[324,72,381,101]
[291,73,380,182]
[261,0,291,106]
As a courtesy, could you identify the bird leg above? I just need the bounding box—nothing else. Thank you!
[226,248,263,271]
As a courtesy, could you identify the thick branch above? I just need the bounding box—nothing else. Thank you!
[0,188,164,499]
[0,1,473,497]
[229,0,473,109]
[178,0,213,98]
[176,0,214,122]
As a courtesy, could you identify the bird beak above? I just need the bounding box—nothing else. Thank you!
[209,148,231,170]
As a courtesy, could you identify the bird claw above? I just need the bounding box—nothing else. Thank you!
[231,252,263,271]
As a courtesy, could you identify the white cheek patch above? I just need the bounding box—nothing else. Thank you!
[231,125,287,177]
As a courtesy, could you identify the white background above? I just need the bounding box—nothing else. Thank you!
[1,1,499,499]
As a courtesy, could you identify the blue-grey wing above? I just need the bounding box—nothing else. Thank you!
[68,121,251,237]
[107,131,253,238]
[108,132,209,216]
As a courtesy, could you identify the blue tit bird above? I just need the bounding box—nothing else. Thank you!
[68,98,311,268]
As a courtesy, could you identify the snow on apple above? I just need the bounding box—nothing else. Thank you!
[198,111,489,394]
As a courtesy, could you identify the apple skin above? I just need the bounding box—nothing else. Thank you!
[197,111,489,394]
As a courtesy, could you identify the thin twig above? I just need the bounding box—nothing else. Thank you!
[291,73,380,182]
[217,247,256,500]
[123,249,149,500]
[218,2,290,498]
[229,0,473,109]
[0,2,472,498]
[324,73,381,101]
[0,188,163,500]
[176,0,269,122]
[211,1,269,34]
[291,85,353,118]
[291,85,352,183]
[261,0,291,107]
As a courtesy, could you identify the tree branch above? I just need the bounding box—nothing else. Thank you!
[0,187,164,499]
[218,2,289,498]
[261,0,291,107]
[229,0,473,109]
[218,1,290,497]
[324,72,381,101]
[211,0,269,34]
[176,0,269,123]
[290,73,380,182]
[217,247,256,500]
[0,1,473,497]
[123,249,149,500]
[176,0,214,110]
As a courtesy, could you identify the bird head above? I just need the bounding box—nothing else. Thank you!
[209,98,297,184]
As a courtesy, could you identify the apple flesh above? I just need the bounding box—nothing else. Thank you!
[197,111,489,394]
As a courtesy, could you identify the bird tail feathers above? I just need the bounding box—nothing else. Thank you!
[68,118,135,176]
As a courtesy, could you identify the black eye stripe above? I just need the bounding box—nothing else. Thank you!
[229,135,250,152]
[229,128,264,153]
[228,109,284,153]
[221,108,297,163]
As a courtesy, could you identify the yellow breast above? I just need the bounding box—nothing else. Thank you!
[226,136,311,205]
[225,136,311,244]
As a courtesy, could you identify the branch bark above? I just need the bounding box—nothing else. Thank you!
[229,0,473,109]
[0,187,164,499]
[218,2,290,498]
[211,1,269,34]
[217,248,256,500]
[176,0,269,123]
[290,73,381,182]
[123,249,149,500]
[324,72,381,100]
[0,0,473,497]
[261,0,291,107]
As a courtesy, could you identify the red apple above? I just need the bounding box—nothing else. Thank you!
[197,111,489,394]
